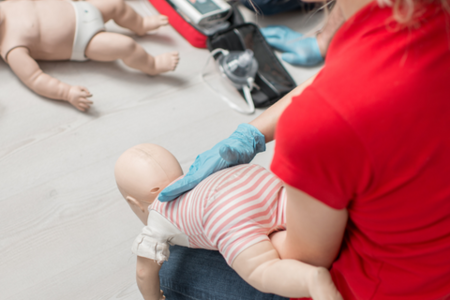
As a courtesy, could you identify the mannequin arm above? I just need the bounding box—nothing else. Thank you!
[7,47,93,111]
[279,185,348,268]
[136,256,164,300]
[250,73,318,143]
[232,241,342,299]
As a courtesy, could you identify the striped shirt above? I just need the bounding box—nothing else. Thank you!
[133,164,286,266]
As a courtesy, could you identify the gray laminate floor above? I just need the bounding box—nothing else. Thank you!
[0,1,322,299]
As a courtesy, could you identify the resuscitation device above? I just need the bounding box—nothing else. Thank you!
[205,23,297,114]
[144,0,236,47]
[145,0,243,48]
[167,0,232,35]
[202,48,258,114]
[142,0,296,113]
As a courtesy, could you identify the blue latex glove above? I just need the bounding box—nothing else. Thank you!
[261,25,324,66]
[158,124,266,202]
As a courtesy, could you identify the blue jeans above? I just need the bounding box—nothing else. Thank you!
[159,246,289,300]
[239,0,314,15]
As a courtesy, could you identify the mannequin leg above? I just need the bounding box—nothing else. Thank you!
[232,241,342,300]
[159,246,288,300]
[85,32,179,75]
[89,0,168,35]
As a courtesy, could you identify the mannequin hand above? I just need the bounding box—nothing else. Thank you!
[159,289,166,300]
[308,267,343,300]
[261,25,324,66]
[158,124,266,202]
[67,86,93,112]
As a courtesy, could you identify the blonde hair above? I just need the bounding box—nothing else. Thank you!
[377,0,450,23]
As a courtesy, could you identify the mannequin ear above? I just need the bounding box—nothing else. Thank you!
[126,196,146,213]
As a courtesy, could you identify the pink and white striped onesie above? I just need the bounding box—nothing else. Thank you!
[132,164,286,266]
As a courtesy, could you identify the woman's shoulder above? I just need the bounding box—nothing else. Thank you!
[327,1,449,73]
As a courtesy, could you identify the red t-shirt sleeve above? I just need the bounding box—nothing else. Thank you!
[271,86,372,209]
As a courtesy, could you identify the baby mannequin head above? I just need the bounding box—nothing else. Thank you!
[114,143,183,224]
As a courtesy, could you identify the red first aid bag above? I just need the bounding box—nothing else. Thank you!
[147,0,244,48]
[147,0,208,48]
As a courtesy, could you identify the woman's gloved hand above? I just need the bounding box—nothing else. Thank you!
[158,124,266,202]
[261,25,324,66]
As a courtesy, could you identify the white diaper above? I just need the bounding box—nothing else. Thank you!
[132,210,189,264]
[70,1,105,61]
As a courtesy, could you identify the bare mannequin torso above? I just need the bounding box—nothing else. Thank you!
[0,1,75,61]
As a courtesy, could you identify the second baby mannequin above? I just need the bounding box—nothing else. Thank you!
[0,0,179,111]
[114,143,343,300]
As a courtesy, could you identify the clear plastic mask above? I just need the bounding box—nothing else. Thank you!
[202,48,259,114]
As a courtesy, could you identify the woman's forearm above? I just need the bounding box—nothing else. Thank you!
[250,74,318,143]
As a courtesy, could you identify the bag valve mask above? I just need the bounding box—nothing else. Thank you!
[202,48,259,114]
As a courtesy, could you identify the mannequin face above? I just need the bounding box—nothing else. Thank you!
[115,144,183,225]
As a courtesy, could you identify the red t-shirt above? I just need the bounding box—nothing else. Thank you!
[271,2,450,300]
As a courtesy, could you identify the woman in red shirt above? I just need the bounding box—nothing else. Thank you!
[160,0,450,298]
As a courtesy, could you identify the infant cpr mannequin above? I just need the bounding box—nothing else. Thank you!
[114,143,343,300]
[0,0,179,111]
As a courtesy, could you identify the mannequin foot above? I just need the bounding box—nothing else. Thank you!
[136,15,169,35]
[148,52,179,75]
[308,267,343,300]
